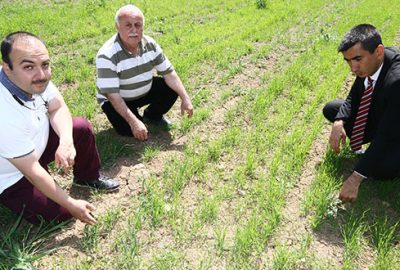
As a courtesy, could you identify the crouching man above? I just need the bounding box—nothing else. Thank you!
[0,32,119,224]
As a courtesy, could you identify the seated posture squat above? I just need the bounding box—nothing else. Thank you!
[323,24,400,202]
[96,4,193,141]
[0,32,119,225]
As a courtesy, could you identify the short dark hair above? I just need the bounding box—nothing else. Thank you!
[338,24,382,53]
[1,31,45,70]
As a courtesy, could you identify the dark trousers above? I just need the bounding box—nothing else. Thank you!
[0,117,100,224]
[102,77,178,136]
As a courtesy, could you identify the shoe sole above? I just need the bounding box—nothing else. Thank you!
[72,182,120,192]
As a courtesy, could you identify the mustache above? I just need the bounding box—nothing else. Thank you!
[32,79,48,84]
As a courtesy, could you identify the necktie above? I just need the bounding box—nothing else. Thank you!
[350,77,374,151]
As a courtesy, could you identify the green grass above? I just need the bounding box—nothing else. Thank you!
[0,214,69,270]
[1,0,400,269]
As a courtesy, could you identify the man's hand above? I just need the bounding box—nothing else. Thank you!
[339,172,364,202]
[181,97,193,117]
[163,71,193,117]
[329,120,347,154]
[106,93,149,141]
[55,140,76,173]
[130,119,148,141]
[67,198,96,225]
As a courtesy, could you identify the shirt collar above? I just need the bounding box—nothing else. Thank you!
[364,62,383,88]
[0,68,34,102]
[116,34,143,56]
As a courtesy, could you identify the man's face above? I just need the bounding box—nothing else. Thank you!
[2,37,51,95]
[116,11,144,50]
[342,42,384,78]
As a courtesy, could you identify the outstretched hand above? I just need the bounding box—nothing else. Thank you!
[181,98,193,117]
[67,198,96,225]
[131,119,148,141]
[339,172,364,202]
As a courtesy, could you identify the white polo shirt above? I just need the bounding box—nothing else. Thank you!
[0,72,58,194]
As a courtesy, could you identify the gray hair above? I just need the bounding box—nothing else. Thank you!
[115,4,145,26]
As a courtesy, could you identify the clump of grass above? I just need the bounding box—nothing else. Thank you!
[81,223,100,252]
[81,208,121,252]
[195,195,218,226]
[114,213,141,269]
[370,217,398,268]
[214,226,227,256]
[0,214,69,270]
[271,245,300,270]
[140,176,166,227]
[153,250,185,270]
[267,234,314,269]
[301,149,347,228]
[178,108,210,134]
[340,212,367,269]
[142,144,161,162]
[256,0,268,9]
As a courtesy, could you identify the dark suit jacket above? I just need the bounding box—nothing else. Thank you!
[335,47,400,178]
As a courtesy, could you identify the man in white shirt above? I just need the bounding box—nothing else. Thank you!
[0,32,119,224]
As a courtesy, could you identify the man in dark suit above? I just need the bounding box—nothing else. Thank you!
[323,24,400,202]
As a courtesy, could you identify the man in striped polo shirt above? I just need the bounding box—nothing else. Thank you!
[96,4,193,141]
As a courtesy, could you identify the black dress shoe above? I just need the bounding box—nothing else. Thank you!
[143,115,173,129]
[73,175,120,191]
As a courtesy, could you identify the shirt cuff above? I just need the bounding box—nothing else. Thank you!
[354,170,367,179]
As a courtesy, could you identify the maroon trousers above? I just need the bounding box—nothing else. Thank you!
[0,117,100,224]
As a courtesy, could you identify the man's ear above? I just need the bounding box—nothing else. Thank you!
[376,44,385,58]
[2,61,11,74]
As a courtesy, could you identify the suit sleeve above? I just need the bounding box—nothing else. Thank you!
[355,80,400,176]
[335,80,361,122]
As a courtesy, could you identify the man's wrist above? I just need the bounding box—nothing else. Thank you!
[59,136,73,145]
[349,171,365,185]
[180,93,190,102]
[129,116,142,127]
[334,120,344,127]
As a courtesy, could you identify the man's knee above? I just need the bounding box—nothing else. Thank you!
[72,117,94,136]
[322,102,333,121]
[152,77,178,99]
[323,99,344,123]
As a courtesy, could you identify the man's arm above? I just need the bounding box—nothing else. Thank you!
[8,152,96,224]
[335,79,361,121]
[329,120,347,154]
[329,79,361,154]
[106,93,148,141]
[47,94,76,171]
[163,71,193,117]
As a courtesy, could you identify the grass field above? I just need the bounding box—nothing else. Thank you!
[1,0,400,269]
